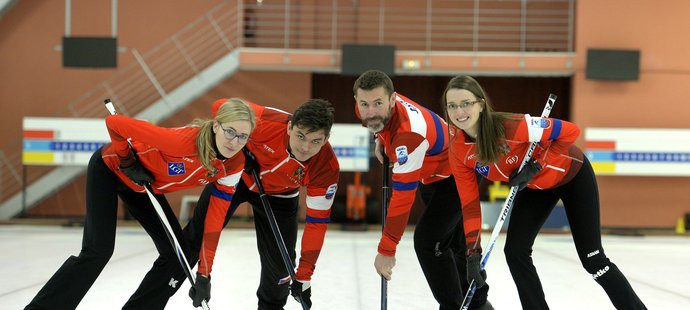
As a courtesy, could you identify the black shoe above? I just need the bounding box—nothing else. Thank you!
[475,300,494,310]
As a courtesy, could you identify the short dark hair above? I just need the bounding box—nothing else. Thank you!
[291,98,335,136]
[352,70,394,97]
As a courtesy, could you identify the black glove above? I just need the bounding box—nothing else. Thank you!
[508,159,542,191]
[118,152,154,186]
[466,254,486,288]
[290,280,312,308]
[242,147,260,174]
[188,273,211,308]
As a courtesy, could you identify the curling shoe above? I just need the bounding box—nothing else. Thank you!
[474,300,494,310]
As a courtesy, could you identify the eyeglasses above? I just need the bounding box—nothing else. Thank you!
[447,100,480,111]
[218,122,250,143]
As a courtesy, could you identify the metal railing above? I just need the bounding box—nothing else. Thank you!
[243,0,573,52]
[0,0,575,208]
[0,0,242,203]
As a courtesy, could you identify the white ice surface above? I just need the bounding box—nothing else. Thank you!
[2,225,689,309]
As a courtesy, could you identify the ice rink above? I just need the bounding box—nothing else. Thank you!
[2,224,688,309]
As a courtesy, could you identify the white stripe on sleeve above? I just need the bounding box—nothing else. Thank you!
[217,170,243,187]
[525,114,545,142]
[393,140,429,174]
[306,195,333,211]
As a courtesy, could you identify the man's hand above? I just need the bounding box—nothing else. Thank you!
[374,253,396,281]
[466,254,486,288]
[118,152,154,186]
[375,138,394,168]
[290,280,312,308]
[508,159,542,191]
[374,138,384,164]
[188,273,211,307]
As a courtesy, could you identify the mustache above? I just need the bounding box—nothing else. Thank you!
[363,116,384,124]
[363,116,386,133]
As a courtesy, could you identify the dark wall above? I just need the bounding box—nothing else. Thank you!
[312,73,571,224]
[313,73,571,123]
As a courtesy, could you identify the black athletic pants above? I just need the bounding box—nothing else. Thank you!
[123,180,299,310]
[505,157,647,309]
[25,148,189,310]
[414,176,490,310]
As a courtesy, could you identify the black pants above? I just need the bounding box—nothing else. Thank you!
[505,157,647,309]
[124,180,299,310]
[415,176,490,310]
[25,148,189,310]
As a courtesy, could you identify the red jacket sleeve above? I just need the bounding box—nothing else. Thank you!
[295,147,340,281]
[378,132,427,256]
[514,115,582,182]
[518,115,580,155]
[449,132,484,255]
[105,114,196,157]
[197,154,245,275]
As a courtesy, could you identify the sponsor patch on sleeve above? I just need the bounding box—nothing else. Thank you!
[395,146,408,165]
[325,184,337,200]
[529,117,551,129]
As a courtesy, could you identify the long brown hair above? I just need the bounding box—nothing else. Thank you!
[442,76,512,164]
[191,98,256,173]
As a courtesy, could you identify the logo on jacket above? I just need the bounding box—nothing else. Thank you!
[263,144,275,154]
[399,98,419,114]
[474,162,490,177]
[506,155,519,165]
[325,184,337,200]
[530,118,551,129]
[396,146,408,165]
[293,167,305,183]
[168,162,185,175]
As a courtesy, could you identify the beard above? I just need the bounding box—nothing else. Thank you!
[363,116,388,133]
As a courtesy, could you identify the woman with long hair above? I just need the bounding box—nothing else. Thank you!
[442,76,646,309]
[26,98,255,310]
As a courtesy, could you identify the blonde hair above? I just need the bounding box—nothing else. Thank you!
[192,98,256,173]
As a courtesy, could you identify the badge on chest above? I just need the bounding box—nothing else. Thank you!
[168,162,185,175]
[292,166,305,183]
[474,162,490,177]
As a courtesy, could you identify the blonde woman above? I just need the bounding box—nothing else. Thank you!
[26,98,255,310]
